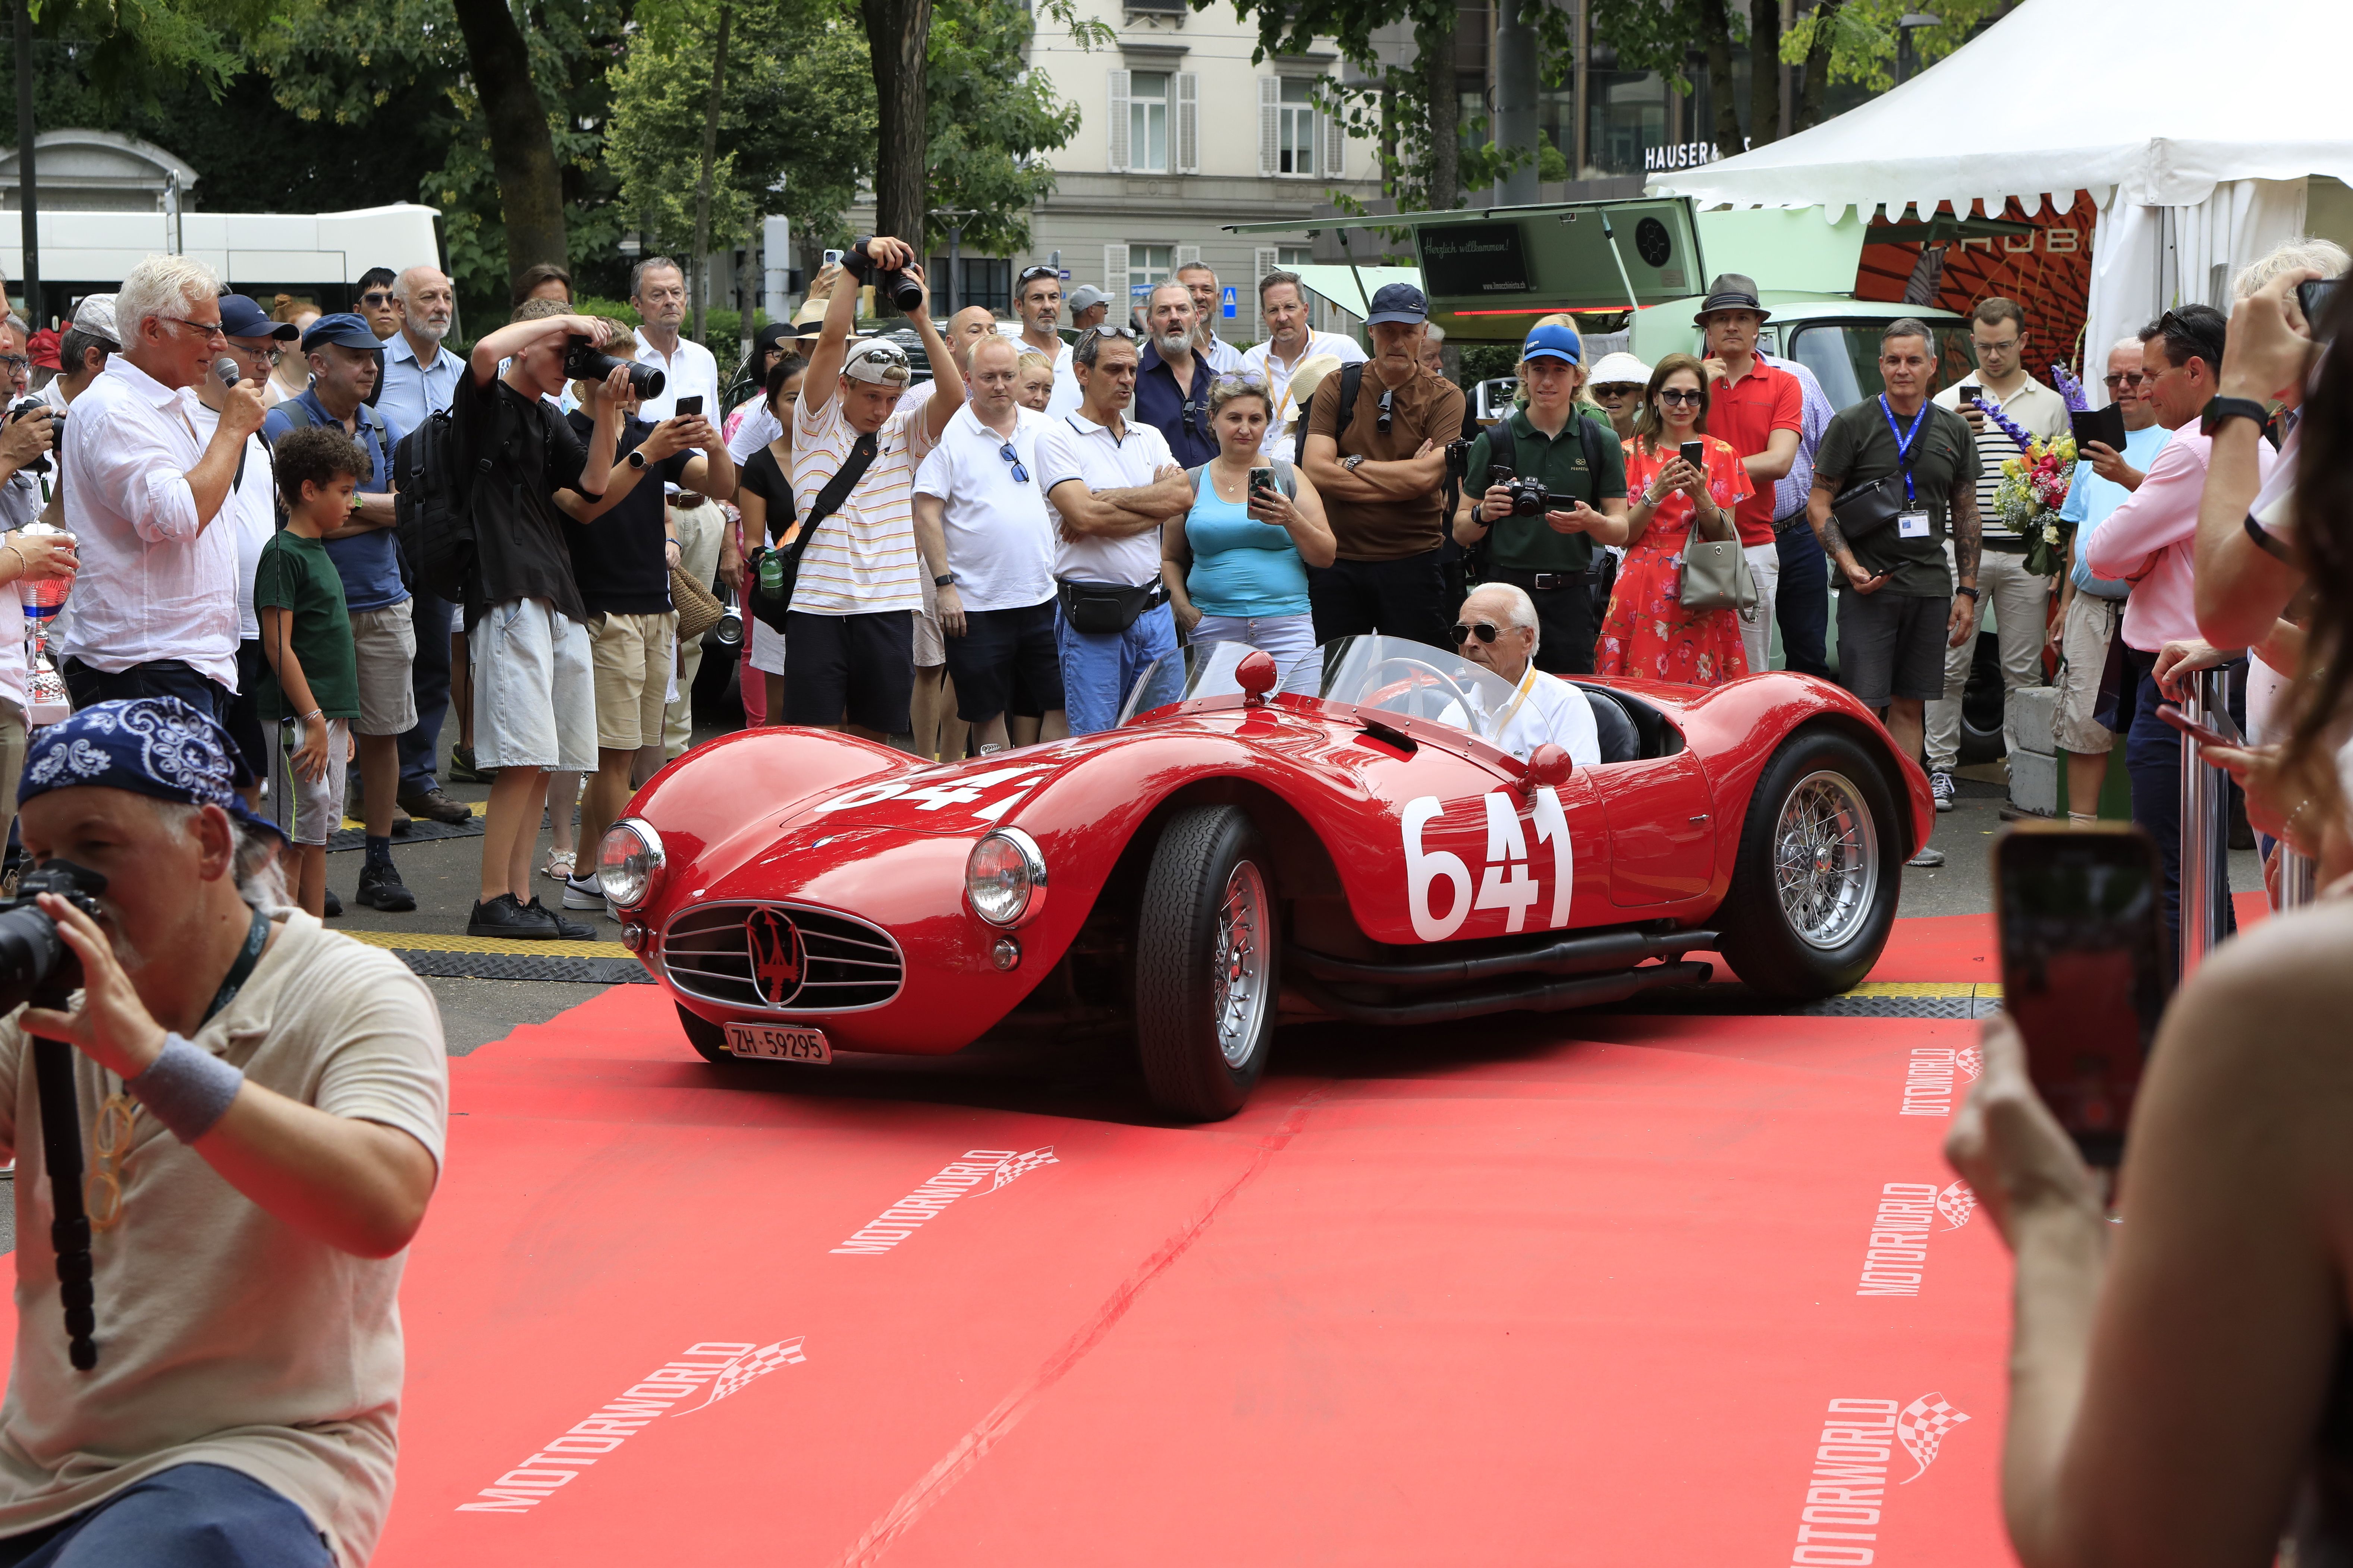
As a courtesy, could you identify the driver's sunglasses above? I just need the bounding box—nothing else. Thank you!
[998,441,1029,483]
[2104,370,2146,388]
[1657,387,1705,406]
[1451,621,1502,645]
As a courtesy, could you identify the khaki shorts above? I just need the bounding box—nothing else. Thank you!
[348,601,419,736]
[2055,591,2122,755]
[591,610,676,752]
[914,571,945,667]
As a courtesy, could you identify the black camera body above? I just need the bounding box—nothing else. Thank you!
[843,236,924,314]
[0,861,109,1015]
[1505,474,1550,518]
[7,398,61,474]
[563,337,665,401]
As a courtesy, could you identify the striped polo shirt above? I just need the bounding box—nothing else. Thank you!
[789,389,936,616]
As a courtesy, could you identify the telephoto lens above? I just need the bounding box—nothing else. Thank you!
[0,860,109,1014]
[873,269,925,313]
[562,337,666,400]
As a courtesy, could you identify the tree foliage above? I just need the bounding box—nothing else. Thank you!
[1779,0,2002,96]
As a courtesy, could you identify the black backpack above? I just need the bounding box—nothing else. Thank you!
[392,408,480,604]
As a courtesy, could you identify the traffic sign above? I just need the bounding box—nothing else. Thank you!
[1221,285,1238,320]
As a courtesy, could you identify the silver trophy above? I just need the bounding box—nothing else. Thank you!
[18,519,73,725]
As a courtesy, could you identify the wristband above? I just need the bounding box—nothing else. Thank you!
[2199,396,2269,437]
[125,1032,243,1144]
[1956,586,1982,601]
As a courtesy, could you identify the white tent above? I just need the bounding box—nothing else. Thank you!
[1644,0,2353,401]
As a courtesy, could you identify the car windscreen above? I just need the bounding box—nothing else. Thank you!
[1116,634,1523,747]
[1787,321,1976,410]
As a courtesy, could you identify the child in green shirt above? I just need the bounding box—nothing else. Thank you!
[257,425,368,917]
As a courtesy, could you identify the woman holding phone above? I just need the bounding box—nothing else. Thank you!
[1596,353,1754,686]
[1162,375,1336,693]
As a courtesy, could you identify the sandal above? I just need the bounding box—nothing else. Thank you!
[542,848,576,883]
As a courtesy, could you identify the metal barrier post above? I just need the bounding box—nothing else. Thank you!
[2177,666,2234,980]
[2278,844,2320,911]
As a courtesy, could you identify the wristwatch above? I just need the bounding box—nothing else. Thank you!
[933,572,956,587]
[1955,585,1982,601]
[2199,395,2269,437]
[1342,454,1367,473]
[625,448,649,470]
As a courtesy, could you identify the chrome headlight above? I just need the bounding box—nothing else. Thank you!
[965,828,1047,928]
[597,818,666,910]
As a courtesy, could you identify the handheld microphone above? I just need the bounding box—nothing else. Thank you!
[213,356,241,388]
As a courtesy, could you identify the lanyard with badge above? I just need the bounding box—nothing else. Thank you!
[1879,394,1933,540]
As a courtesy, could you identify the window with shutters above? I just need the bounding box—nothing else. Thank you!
[1276,78,1318,177]
[1127,244,1175,318]
[1128,71,1171,174]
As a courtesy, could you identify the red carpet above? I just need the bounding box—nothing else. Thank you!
[347,909,2028,1566]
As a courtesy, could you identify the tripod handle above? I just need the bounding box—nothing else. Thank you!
[31,1038,97,1371]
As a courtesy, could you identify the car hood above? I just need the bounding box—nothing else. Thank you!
[780,752,1090,837]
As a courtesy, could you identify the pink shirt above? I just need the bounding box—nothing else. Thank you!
[2082,423,2275,652]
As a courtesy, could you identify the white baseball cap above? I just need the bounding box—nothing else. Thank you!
[71,293,119,345]
[842,338,911,387]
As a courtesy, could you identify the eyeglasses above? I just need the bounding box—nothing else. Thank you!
[998,441,1030,483]
[1657,387,1705,406]
[0,355,25,372]
[161,316,227,342]
[1592,383,1643,397]
[234,344,285,366]
[1451,621,1503,645]
[359,291,395,308]
[2104,371,2146,388]
[1969,337,2020,355]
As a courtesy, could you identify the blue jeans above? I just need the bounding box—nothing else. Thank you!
[399,584,455,794]
[1057,600,1179,735]
[0,1463,333,1567]
[1189,611,1319,694]
[2119,647,2235,970]
[59,659,230,728]
[1774,517,1832,679]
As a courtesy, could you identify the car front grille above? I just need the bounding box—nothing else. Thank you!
[660,902,905,1013]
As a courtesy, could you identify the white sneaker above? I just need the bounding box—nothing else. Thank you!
[562,872,606,911]
[1906,845,1947,869]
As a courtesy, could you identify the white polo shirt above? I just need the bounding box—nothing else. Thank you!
[911,403,1056,612]
[1472,664,1600,767]
[631,333,720,423]
[1035,410,1173,588]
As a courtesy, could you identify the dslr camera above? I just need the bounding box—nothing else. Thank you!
[0,861,108,1014]
[6,399,61,474]
[1504,474,1551,518]
[842,236,924,314]
[562,338,666,401]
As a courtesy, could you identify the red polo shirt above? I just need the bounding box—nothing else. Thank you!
[1708,357,1804,545]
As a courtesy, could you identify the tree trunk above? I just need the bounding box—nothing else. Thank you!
[691,1,732,344]
[1696,0,1742,155]
[1417,4,1458,210]
[449,0,568,290]
[1794,0,1846,132]
[859,0,933,275]
[1747,0,1780,147]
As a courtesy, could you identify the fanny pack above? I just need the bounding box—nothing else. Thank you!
[1056,578,1166,635]
[1829,470,1910,541]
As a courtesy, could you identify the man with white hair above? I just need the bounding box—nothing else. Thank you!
[1451,581,1600,766]
[57,254,268,724]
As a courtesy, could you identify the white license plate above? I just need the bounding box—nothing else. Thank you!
[724,1023,833,1063]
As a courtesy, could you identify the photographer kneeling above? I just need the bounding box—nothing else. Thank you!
[0,697,447,1565]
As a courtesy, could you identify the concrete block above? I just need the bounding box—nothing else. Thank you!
[2012,686,2059,756]
[2009,747,2059,817]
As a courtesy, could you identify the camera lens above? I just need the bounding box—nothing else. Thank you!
[877,269,924,313]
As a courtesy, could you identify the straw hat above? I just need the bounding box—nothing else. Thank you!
[1285,353,1344,424]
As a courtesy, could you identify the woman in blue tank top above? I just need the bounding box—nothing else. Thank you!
[1161,375,1335,693]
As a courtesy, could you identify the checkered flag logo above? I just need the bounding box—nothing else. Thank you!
[986,1146,1058,1193]
[1896,1392,1970,1482]
[1936,1179,1977,1231]
[1957,1046,1985,1083]
[676,1338,807,1416]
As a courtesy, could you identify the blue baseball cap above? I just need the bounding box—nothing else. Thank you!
[217,294,299,343]
[301,311,384,353]
[1365,282,1429,326]
[1521,322,1582,365]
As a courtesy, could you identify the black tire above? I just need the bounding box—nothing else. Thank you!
[1133,806,1279,1121]
[1959,629,2005,765]
[1716,728,1901,1000]
[676,1002,733,1064]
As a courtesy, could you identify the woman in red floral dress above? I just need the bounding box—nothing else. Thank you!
[1596,353,1754,687]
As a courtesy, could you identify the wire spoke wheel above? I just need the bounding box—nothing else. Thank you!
[1770,769,1879,951]
[1212,862,1271,1068]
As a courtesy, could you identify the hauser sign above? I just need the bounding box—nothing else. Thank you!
[1417,224,1531,296]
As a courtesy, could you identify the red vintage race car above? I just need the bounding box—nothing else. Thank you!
[599,636,1932,1121]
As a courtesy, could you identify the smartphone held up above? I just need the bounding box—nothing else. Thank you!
[1994,824,2172,1167]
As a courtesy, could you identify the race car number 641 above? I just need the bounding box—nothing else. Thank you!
[1402,789,1572,941]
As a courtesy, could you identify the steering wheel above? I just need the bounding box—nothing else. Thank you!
[1363,656,1477,723]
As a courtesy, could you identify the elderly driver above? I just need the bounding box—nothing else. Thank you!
[0,697,446,1564]
[1452,582,1600,766]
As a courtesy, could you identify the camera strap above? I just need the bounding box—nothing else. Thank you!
[201,906,272,1029]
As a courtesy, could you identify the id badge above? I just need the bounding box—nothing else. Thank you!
[1897,509,1932,539]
